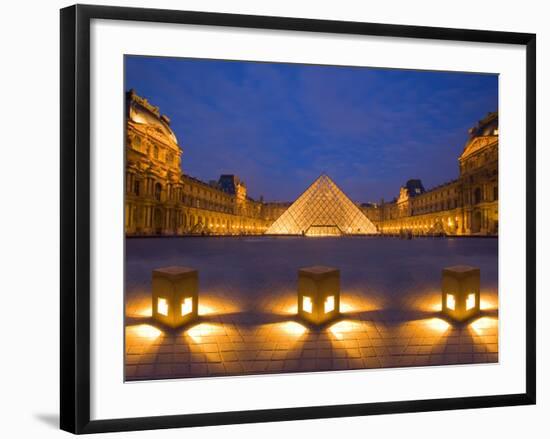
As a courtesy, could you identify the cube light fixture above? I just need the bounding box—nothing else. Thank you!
[442,265,480,321]
[152,266,199,328]
[298,265,340,325]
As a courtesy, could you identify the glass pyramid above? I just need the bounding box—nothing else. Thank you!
[265,174,378,236]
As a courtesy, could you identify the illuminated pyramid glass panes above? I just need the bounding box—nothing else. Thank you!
[265,174,378,235]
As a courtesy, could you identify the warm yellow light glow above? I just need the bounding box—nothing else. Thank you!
[446,294,455,310]
[480,297,498,311]
[413,292,444,312]
[340,302,354,313]
[466,293,476,310]
[128,324,162,340]
[303,296,313,313]
[305,226,342,237]
[329,320,362,340]
[198,304,214,316]
[424,317,450,333]
[181,297,193,316]
[285,303,298,315]
[280,321,307,337]
[195,295,240,316]
[187,323,224,341]
[132,305,152,318]
[157,297,168,316]
[470,316,498,336]
[324,295,335,313]
[338,295,382,314]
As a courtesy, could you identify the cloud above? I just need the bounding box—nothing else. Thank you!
[125,56,497,202]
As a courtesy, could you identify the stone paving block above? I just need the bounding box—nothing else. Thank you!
[302,349,317,359]
[190,363,208,375]
[221,351,238,362]
[157,353,174,364]
[174,353,190,362]
[190,353,206,363]
[329,359,346,370]
[125,249,499,380]
[267,360,285,371]
[271,350,288,360]
[207,363,226,375]
[283,360,300,371]
[173,364,190,375]
[418,346,432,355]
[237,351,257,361]
[317,349,333,359]
[155,364,174,377]
[224,362,244,374]
[316,359,332,370]
[346,348,361,358]
[201,343,219,353]
[136,364,155,377]
[205,352,222,363]
[458,353,474,363]
[363,357,381,368]
[328,348,344,358]
[348,358,364,369]
[256,350,273,360]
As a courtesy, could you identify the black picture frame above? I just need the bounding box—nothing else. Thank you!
[60,4,536,434]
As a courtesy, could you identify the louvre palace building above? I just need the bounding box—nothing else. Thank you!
[125,89,498,237]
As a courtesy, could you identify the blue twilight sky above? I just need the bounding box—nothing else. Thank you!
[125,56,498,203]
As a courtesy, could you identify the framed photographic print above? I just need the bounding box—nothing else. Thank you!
[60,4,536,434]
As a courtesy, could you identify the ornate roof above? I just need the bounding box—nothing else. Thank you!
[460,111,498,160]
[126,89,179,145]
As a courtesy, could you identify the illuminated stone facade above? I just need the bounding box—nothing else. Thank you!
[362,112,498,236]
[126,89,497,237]
[125,90,269,236]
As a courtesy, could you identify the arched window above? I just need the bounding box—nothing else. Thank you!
[474,187,482,204]
[154,183,162,201]
[132,135,141,150]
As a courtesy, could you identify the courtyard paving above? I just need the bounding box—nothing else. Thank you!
[125,236,498,381]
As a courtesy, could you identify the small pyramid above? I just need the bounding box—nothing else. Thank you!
[265,175,378,236]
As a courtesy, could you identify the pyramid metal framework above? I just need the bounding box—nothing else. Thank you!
[265,175,378,236]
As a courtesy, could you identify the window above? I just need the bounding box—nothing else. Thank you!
[324,296,335,313]
[474,187,482,204]
[446,294,455,310]
[466,293,476,310]
[181,297,193,316]
[157,298,168,316]
[154,183,162,201]
[153,145,159,160]
[493,186,498,201]
[132,135,141,149]
[303,296,312,313]
[134,180,140,196]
